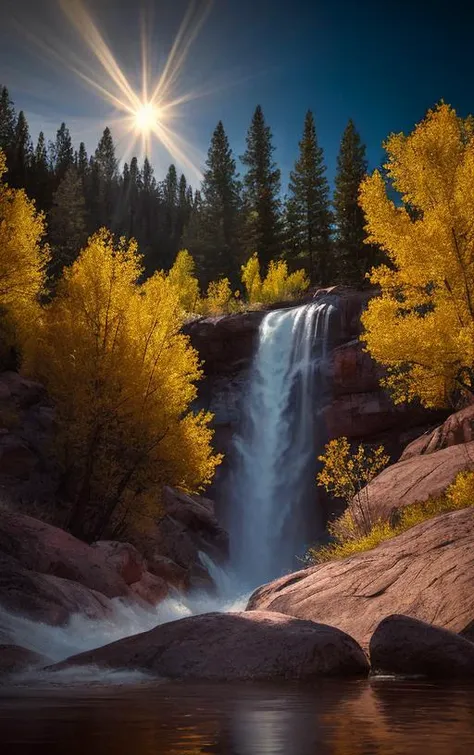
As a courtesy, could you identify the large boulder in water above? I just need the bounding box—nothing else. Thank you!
[370,615,474,678]
[247,508,474,649]
[0,510,130,599]
[54,610,369,680]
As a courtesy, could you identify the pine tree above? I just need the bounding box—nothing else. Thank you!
[52,123,74,180]
[76,142,89,179]
[9,111,33,190]
[286,110,332,284]
[0,86,16,161]
[197,121,242,283]
[94,127,118,228]
[241,105,281,269]
[162,164,178,267]
[333,119,371,284]
[31,131,51,210]
[49,166,88,275]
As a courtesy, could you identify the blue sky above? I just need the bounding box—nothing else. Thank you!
[1,0,472,192]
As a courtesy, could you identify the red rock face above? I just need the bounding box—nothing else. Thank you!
[53,610,369,680]
[247,507,474,649]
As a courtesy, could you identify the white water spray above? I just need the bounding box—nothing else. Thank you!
[227,302,334,589]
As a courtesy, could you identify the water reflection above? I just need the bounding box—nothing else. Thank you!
[1,678,474,754]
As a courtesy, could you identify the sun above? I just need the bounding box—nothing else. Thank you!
[134,103,161,132]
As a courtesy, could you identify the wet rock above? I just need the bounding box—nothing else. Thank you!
[91,541,147,586]
[129,571,169,606]
[0,511,130,599]
[370,615,474,678]
[54,610,369,680]
[144,553,188,591]
[247,507,474,649]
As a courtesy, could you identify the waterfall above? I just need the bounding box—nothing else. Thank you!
[227,301,334,589]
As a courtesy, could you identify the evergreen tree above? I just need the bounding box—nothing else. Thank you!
[49,166,88,275]
[333,119,372,284]
[76,142,89,179]
[162,164,178,267]
[9,110,33,190]
[94,127,118,228]
[195,121,243,283]
[241,105,281,269]
[31,131,51,210]
[52,122,74,180]
[0,86,16,160]
[286,110,332,284]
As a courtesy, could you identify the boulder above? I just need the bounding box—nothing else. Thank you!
[370,615,474,678]
[0,510,130,599]
[129,571,169,606]
[247,507,474,649]
[91,541,147,585]
[144,554,188,591]
[0,645,49,675]
[358,441,474,521]
[401,405,474,460]
[54,610,369,679]
[131,488,229,592]
[0,551,114,625]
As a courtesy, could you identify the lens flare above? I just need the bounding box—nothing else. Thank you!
[51,0,211,180]
[134,103,161,132]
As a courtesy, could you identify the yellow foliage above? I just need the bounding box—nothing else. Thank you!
[199,278,239,316]
[241,253,262,303]
[241,253,309,305]
[309,469,474,563]
[0,148,49,355]
[23,229,221,540]
[167,249,201,314]
[317,437,389,504]
[359,103,474,407]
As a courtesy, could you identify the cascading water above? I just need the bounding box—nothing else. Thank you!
[227,301,334,589]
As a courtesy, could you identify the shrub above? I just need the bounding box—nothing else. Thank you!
[241,253,309,305]
[167,249,201,314]
[199,278,240,316]
[309,469,474,563]
[317,437,389,536]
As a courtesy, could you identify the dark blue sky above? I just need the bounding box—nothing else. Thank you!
[1,0,472,191]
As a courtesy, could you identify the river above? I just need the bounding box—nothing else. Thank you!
[1,677,474,754]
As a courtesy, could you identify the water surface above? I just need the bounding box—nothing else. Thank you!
[1,677,473,754]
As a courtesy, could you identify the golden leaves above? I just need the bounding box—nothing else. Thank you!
[359,104,474,407]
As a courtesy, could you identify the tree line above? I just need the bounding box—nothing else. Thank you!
[0,84,379,289]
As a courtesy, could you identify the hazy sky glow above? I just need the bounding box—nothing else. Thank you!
[1,0,472,189]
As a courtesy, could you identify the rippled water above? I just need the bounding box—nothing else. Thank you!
[1,677,473,754]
